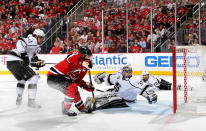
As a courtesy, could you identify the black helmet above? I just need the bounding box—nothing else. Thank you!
[79,46,92,57]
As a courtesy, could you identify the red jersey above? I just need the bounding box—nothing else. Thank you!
[47,51,91,88]
[51,46,61,54]
[129,46,142,53]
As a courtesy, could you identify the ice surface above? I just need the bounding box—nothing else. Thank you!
[1,75,206,131]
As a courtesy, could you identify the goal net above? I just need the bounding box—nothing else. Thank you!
[173,46,206,114]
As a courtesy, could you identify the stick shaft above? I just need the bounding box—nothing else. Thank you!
[88,70,95,104]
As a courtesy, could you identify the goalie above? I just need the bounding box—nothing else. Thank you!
[85,66,161,110]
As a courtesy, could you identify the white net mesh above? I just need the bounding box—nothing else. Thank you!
[175,46,206,115]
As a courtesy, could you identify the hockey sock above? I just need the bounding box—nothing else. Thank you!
[63,96,74,110]
[74,92,85,110]
[28,84,37,99]
[16,80,26,96]
[75,100,85,110]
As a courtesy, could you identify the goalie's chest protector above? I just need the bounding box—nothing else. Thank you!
[116,76,140,101]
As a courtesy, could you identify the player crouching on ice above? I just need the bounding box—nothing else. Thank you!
[85,66,173,110]
[85,66,159,110]
[47,47,95,116]
[6,29,46,108]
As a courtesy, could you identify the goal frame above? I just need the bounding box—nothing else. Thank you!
[172,46,205,114]
[173,46,189,114]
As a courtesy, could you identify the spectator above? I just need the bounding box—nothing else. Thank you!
[108,41,118,53]
[99,44,109,53]
[117,43,127,53]
[129,41,142,53]
[167,39,176,52]
[105,36,112,47]
[50,41,62,54]
[191,39,199,46]
[138,37,146,52]
[80,31,88,42]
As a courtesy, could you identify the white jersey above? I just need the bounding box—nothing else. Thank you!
[7,36,41,62]
[136,75,160,91]
[104,71,141,101]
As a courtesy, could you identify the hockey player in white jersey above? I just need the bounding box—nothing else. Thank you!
[140,71,172,91]
[6,29,46,108]
[85,66,158,110]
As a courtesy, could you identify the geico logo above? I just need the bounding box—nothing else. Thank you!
[92,55,127,66]
[145,56,200,68]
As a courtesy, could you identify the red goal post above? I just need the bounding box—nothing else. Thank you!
[172,46,206,114]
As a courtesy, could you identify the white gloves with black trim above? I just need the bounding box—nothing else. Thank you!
[142,89,157,104]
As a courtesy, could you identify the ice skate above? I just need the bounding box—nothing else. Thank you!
[77,97,95,113]
[28,99,42,109]
[16,95,22,106]
[62,109,77,116]
[62,102,77,116]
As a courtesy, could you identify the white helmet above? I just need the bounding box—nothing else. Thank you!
[33,29,45,37]
[142,70,149,76]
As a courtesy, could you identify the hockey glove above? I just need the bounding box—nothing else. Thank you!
[80,82,95,92]
[31,60,45,68]
[142,89,157,104]
[82,60,93,69]
[93,72,106,84]
[21,53,29,67]
[86,82,95,91]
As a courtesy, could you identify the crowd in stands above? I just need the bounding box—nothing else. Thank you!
[0,0,203,54]
[49,0,200,54]
[0,0,78,54]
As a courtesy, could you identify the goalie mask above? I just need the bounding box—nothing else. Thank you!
[122,66,133,79]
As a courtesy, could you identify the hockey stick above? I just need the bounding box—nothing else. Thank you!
[88,70,96,109]
[45,62,57,65]
[95,89,104,92]
[30,62,57,65]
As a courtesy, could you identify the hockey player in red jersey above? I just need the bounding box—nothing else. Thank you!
[47,47,95,116]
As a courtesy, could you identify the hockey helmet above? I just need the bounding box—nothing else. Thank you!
[79,46,92,57]
[33,29,45,38]
[122,66,132,78]
[142,70,149,76]
[122,66,132,72]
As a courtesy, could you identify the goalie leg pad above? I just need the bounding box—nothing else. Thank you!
[92,93,128,110]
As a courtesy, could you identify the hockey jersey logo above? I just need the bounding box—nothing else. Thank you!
[67,68,85,81]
